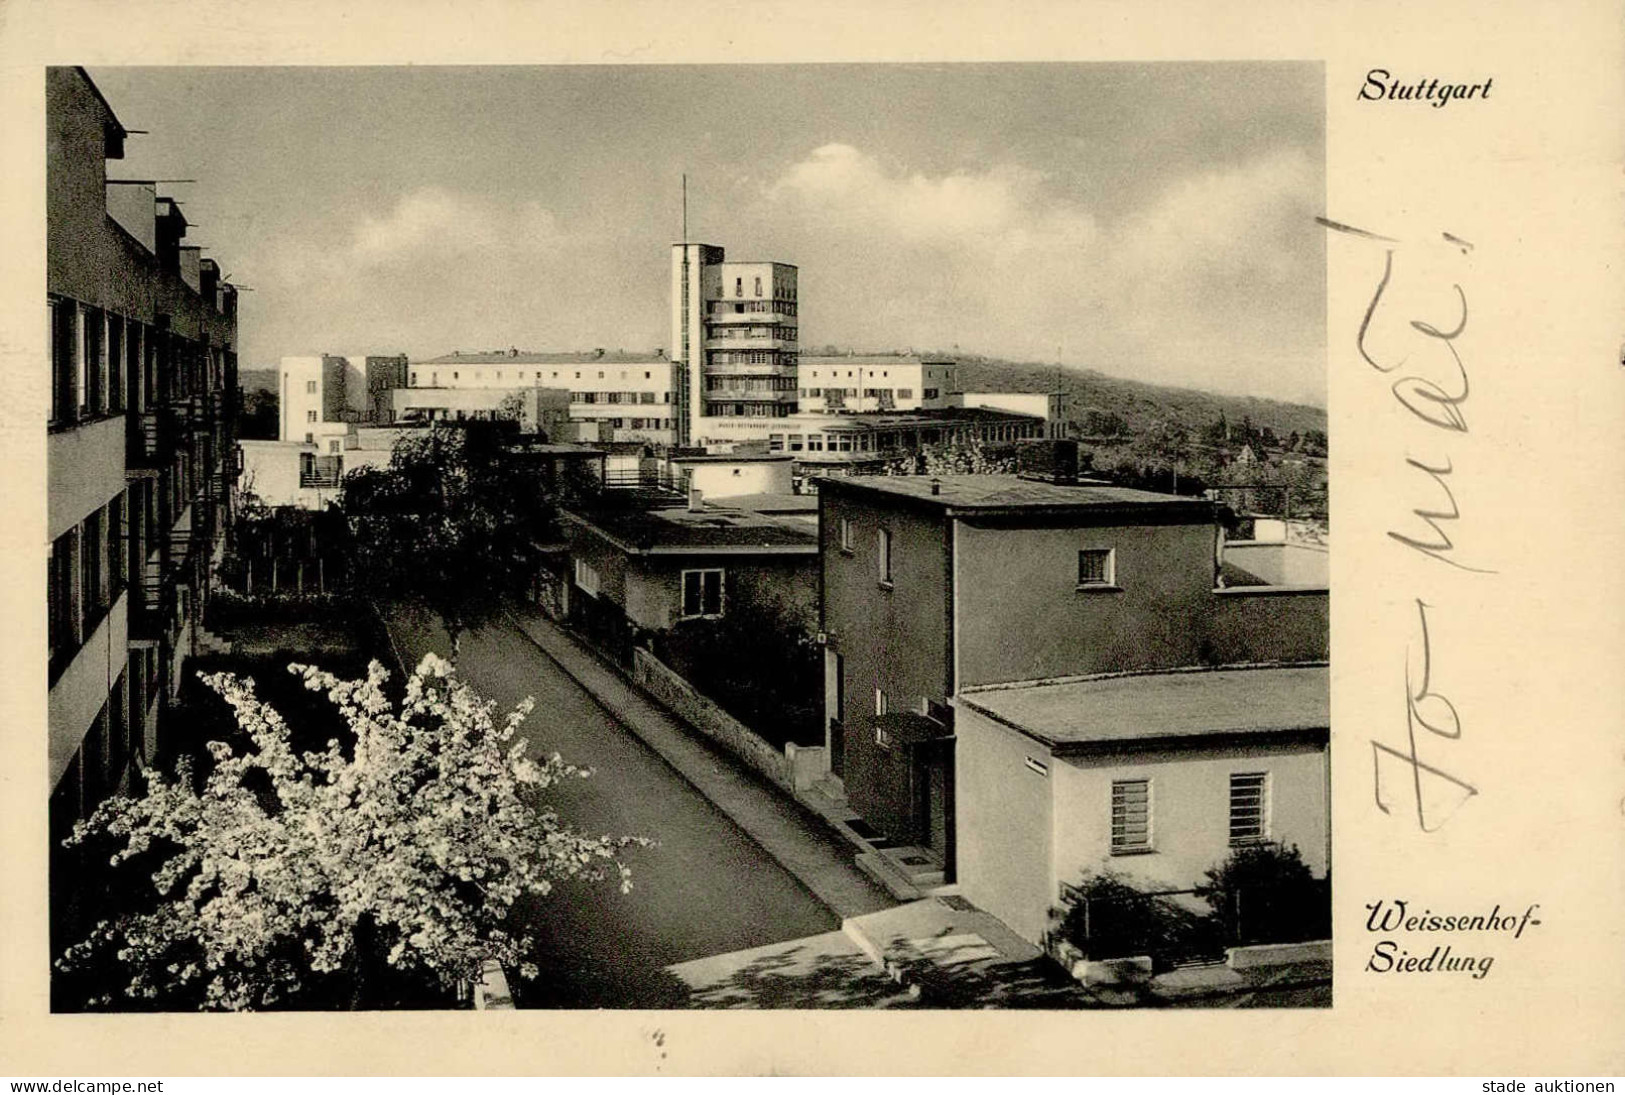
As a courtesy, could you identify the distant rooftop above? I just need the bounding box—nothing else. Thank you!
[564,501,816,554]
[790,406,1045,432]
[670,453,794,464]
[707,493,820,515]
[957,665,1329,754]
[801,354,956,367]
[416,351,669,365]
[818,474,1213,518]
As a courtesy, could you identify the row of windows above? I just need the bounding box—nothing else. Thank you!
[804,387,917,400]
[411,368,666,386]
[724,276,796,301]
[704,325,798,341]
[50,296,223,430]
[48,493,129,676]
[708,351,798,366]
[708,299,798,317]
[1110,773,1271,852]
[705,375,798,393]
[574,391,670,404]
[705,402,793,417]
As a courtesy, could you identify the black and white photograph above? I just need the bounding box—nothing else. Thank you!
[42,60,1333,1015]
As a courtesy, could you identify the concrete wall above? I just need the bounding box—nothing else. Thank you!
[49,594,128,786]
[624,553,817,634]
[1051,740,1330,899]
[633,648,794,793]
[47,414,125,540]
[954,704,1056,944]
[955,517,1219,687]
[679,460,793,499]
[238,440,336,511]
[1208,588,1330,664]
[798,361,957,413]
[821,491,950,838]
[1223,541,1329,587]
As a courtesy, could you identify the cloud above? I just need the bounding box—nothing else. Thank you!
[757,143,1324,403]
[348,188,558,264]
[246,189,589,361]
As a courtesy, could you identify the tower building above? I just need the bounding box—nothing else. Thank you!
[670,243,798,446]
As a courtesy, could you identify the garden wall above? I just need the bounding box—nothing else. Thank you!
[632,648,800,793]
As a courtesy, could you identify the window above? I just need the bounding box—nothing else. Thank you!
[1229,772,1270,845]
[1111,779,1153,853]
[573,558,601,597]
[924,388,939,400]
[681,569,724,618]
[874,689,888,716]
[898,389,913,400]
[304,432,314,444]
[877,528,892,585]
[306,380,317,394]
[1077,548,1115,588]
[735,277,743,297]
[329,440,342,454]
[50,298,77,425]
[48,528,77,667]
[753,276,762,296]
[306,410,318,423]
[839,517,853,553]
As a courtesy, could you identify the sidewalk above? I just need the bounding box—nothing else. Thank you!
[505,607,896,921]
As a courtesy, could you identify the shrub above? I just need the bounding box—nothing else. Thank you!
[1196,843,1330,946]
[1054,870,1211,970]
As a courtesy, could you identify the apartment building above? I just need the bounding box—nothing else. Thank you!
[47,68,239,875]
[670,244,799,446]
[408,350,678,445]
[816,472,1329,892]
[797,355,956,414]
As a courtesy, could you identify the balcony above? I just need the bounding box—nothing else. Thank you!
[705,309,791,326]
[704,361,793,377]
[703,387,797,402]
[703,336,797,352]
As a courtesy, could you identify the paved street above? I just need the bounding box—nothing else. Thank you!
[384,608,848,1007]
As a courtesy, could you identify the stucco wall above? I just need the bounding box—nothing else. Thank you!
[48,593,128,786]
[955,705,1056,944]
[1223,541,1329,587]
[1051,740,1330,898]
[48,414,125,540]
[955,517,1218,686]
[821,491,951,837]
[1208,588,1330,664]
[683,460,793,499]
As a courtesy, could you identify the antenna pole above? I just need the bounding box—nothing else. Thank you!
[682,174,688,244]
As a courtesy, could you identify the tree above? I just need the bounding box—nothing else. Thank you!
[57,655,647,1011]
[343,424,561,656]
[883,436,1016,476]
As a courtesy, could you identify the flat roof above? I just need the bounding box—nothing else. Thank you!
[818,474,1211,516]
[707,493,820,514]
[565,502,817,554]
[671,453,794,464]
[415,351,669,366]
[957,665,1329,753]
[801,355,956,367]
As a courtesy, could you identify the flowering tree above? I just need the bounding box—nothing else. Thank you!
[58,654,647,1011]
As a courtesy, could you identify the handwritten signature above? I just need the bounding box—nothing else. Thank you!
[1320,217,1490,831]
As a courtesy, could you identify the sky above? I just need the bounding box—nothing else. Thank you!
[88,63,1326,405]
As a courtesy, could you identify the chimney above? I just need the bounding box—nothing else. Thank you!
[930,478,942,496]
[687,486,704,512]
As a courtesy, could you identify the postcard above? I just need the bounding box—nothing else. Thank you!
[0,0,1620,1078]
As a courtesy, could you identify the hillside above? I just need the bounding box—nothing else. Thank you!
[240,368,278,394]
[946,354,1326,442]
